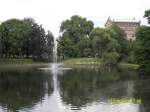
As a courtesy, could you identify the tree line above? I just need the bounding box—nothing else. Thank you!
[134,9,150,75]
[57,15,129,65]
[0,18,54,60]
[58,9,150,74]
[57,9,150,74]
[0,9,149,74]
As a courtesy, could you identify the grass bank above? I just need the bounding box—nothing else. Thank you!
[118,63,139,69]
[59,58,101,65]
[0,58,48,65]
[60,58,139,69]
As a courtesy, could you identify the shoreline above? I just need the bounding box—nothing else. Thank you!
[0,58,139,70]
[59,58,139,70]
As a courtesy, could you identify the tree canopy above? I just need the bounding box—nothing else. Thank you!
[58,15,94,58]
[134,9,150,75]
[0,18,54,60]
[144,9,150,24]
[90,25,129,65]
[57,15,130,65]
[134,26,150,75]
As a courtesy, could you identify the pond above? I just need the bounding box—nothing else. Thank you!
[0,64,149,112]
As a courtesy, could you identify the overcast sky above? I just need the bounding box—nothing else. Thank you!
[0,0,149,37]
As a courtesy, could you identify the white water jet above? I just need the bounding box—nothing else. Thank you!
[39,37,71,71]
[53,38,57,63]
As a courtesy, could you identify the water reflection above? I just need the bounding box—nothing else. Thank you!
[0,67,53,112]
[0,65,149,112]
[134,76,150,112]
[59,68,138,109]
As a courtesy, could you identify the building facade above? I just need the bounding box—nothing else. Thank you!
[105,17,140,41]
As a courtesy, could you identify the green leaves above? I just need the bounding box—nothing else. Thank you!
[58,15,130,64]
[144,9,150,24]
[134,26,150,75]
[58,15,94,58]
[101,52,120,66]
[0,18,54,60]
[90,25,130,65]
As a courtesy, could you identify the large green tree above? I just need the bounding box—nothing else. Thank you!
[58,15,94,58]
[90,27,120,65]
[134,9,150,75]
[45,30,54,61]
[108,25,129,60]
[134,26,150,75]
[0,19,30,58]
[90,28,120,57]
[144,9,150,24]
[0,18,54,60]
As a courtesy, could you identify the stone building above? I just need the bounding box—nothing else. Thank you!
[105,17,140,41]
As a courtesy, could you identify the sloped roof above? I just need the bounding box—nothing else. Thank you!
[105,17,140,27]
[113,18,140,23]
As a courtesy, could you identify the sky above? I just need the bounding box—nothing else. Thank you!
[0,0,149,37]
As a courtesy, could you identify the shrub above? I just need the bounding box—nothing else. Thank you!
[101,52,120,66]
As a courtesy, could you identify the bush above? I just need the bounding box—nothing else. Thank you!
[101,52,120,66]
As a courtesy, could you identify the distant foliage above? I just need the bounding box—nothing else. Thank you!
[57,15,130,65]
[134,26,150,75]
[0,18,54,60]
[58,15,94,59]
[144,9,150,24]
[101,52,120,66]
[133,9,150,75]
[90,25,129,65]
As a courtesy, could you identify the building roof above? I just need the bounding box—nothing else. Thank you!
[113,18,140,23]
[105,17,141,26]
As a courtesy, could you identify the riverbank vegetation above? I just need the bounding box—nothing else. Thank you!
[134,9,150,75]
[0,18,54,61]
[57,15,130,66]
[58,9,150,73]
[0,9,149,74]
[0,58,48,65]
[59,58,100,65]
[60,58,139,69]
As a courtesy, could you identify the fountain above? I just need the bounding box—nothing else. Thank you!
[40,37,71,71]
[39,37,72,112]
[36,38,140,112]
[53,37,58,63]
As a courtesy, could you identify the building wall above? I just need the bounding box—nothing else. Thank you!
[105,19,140,41]
[115,22,140,40]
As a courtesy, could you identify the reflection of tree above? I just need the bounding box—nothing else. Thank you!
[0,68,53,111]
[59,68,137,108]
[134,77,150,112]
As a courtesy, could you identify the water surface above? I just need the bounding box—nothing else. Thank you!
[0,64,149,112]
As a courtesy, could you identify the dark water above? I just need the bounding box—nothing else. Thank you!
[0,64,149,112]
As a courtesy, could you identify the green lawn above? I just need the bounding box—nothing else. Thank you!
[59,58,101,65]
[0,58,48,65]
[60,58,139,69]
[118,63,139,69]
[0,58,139,69]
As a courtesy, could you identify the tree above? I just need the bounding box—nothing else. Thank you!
[108,24,129,60]
[45,31,54,61]
[90,28,120,58]
[90,28,108,57]
[58,15,94,58]
[134,26,150,75]
[0,18,54,60]
[0,19,29,58]
[77,37,92,57]
[58,36,77,58]
[134,10,150,75]
[101,52,120,66]
[144,9,150,24]
[89,26,130,65]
